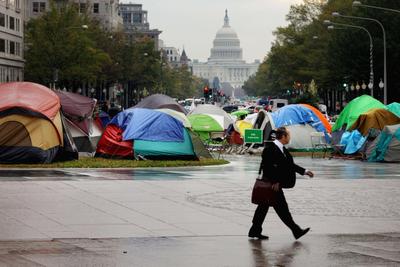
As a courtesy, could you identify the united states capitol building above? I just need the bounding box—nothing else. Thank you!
[192,10,260,97]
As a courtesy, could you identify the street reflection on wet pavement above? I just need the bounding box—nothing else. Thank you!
[0,155,399,266]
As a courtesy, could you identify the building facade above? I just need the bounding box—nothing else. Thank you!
[24,0,123,31]
[118,3,161,50]
[0,0,24,82]
[192,10,259,97]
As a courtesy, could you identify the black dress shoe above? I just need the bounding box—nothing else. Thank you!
[294,227,310,240]
[248,234,269,240]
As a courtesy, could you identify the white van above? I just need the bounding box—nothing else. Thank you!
[268,99,288,112]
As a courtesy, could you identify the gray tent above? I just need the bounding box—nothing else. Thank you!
[134,94,187,114]
[367,124,400,162]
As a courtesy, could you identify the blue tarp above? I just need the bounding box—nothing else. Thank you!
[271,104,329,139]
[110,108,184,142]
[340,130,367,154]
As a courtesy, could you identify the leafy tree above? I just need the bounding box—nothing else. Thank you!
[24,3,109,90]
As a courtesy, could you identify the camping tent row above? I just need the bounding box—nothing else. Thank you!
[0,88,211,163]
[0,82,77,163]
[0,82,106,163]
[330,95,400,161]
[240,104,332,150]
[187,103,332,151]
[95,94,211,160]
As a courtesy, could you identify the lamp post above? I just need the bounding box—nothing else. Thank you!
[325,20,374,97]
[102,88,107,101]
[353,1,400,14]
[332,12,387,104]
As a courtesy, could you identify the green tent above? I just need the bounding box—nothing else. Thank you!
[332,95,386,131]
[188,114,224,141]
[231,110,249,118]
[134,128,197,159]
[387,102,400,117]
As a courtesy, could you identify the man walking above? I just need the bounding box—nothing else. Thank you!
[249,127,314,240]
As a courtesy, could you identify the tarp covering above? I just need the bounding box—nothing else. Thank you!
[110,108,184,142]
[133,94,187,114]
[368,124,400,162]
[95,124,133,158]
[340,130,367,154]
[270,104,329,138]
[0,82,60,120]
[348,108,400,136]
[156,108,191,128]
[387,102,400,117]
[300,103,332,133]
[55,90,96,135]
[332,95,386,131]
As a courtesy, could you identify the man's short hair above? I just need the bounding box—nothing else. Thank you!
[275,127,288,140]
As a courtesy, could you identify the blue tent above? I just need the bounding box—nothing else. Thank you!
[271,104,329,140]
[106,108,198,160]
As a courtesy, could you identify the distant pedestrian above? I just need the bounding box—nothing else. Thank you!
[249,126,314,240]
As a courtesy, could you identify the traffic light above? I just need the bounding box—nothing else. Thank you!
[203,86,209,98]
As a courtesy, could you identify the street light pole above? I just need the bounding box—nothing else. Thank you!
[353,1,400,14]
[325,20,374,97]
[332,12,387,104]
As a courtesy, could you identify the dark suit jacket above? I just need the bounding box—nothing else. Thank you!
[259,142,305,188]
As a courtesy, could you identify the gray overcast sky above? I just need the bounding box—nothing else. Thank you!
[122,0,303,62]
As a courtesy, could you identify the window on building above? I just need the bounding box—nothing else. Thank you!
[9,41,15,55]
[8,0,15,6]
[39,2,45,12]
[93,3,99,13]
[79,3,86,13]
[0,39,5,53]
[15,18,19,31]
[0,13,4,27]
[132,13,141,23]
[33,2,39,12]
[15,0,20,9]
[15,42,20,56]
[122,13,131,23]
[9,16,14,30]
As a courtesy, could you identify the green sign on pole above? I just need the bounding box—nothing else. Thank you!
[244,129,263,143]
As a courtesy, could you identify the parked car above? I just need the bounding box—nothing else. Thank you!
[222,105,238,113]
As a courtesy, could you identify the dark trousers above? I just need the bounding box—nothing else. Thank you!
[249,190,301,235]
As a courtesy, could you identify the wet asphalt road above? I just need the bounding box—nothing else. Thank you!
[0,155,399,266]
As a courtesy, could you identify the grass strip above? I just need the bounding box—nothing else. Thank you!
[0,157,229,168]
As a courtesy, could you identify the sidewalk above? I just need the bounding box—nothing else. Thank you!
[0,156,399,266]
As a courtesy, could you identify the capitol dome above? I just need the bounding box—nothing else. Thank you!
[215,25,238,39]
[209,10,244,63]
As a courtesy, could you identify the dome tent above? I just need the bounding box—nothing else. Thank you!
[133,94,187,114]
[55,90,102,154]
[96,108,211,160]
[0,82,77,163]
[348,108,400,136]
[367,124,400,162]
[332,95,386,132]
[252,105,331,150]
